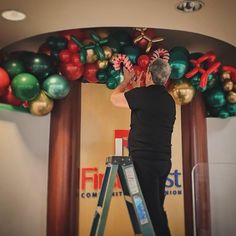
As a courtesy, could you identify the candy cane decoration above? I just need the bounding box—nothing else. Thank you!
[150,48,170,63]
[112,54,134,72]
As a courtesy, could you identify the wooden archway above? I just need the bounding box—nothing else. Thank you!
[46,84,211,236]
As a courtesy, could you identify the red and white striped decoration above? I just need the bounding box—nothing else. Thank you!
[150,48,170,63]
[112,54,134,72]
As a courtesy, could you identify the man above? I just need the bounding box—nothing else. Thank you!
[110,58,176,236]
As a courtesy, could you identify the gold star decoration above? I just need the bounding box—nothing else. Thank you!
[133,28,164,53]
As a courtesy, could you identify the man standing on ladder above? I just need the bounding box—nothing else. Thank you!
[110,58,176,236]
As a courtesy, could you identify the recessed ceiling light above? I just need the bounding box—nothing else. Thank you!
[176,0,204,13]
[1,10,26,21]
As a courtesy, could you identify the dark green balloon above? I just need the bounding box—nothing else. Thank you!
[226,103,236,116]
[25,53,56,80]
[170,60,189,80]
[11,73,40,101]
[110,30,132,47]
[205,88,226,108]
[106,77,118,89]
[43,74,70,99]
[2,59,25,78]
[218,109,230,119]
[97,70,108,83]
[169,47,189,80]
[106,37,121,53]
[122,46,140,64]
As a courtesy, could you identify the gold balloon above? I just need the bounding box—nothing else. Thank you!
[29,91,54,116]
[169,82,195,105]
[83,39,94,45]
[110,53,118,63]
[96,29,110,39]
[97,60,109,69]
[86,48,97,63]
[233,84,236,92]
[223,79,234,91]
[103,46,113,59]
[221,71,231,81]
[227,91,236,103]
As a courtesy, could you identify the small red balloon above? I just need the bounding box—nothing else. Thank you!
[83,64,98,83]
[71,53,82,65]
[68,40,79,53]
[38,43,52,56]
[137,55,150,69]
[60,62,84,81]
[0,67,10,96]
[2,86,23,106]
[59,29,84,41]
[59,50,72,63]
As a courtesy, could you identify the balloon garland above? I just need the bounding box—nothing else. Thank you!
[0,27,235,119]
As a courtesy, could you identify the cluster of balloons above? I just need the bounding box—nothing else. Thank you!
[0,27,235,118]
[0,51,70,116]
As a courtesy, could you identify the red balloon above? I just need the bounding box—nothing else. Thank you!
[38,43,52,56]
[60,62,84,81]
[133,65,146,87]
[59,49,72,63]
[71,53,82,65]
[59,29,84,41]
[83,64,98,83]
[2,86,23,106]
[137,55,150,69]
[68,40,79,53]
[0,67,10,96]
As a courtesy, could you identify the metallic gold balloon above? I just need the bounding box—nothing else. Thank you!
[233,84,236,92]
[86,48,97,63]
[221,71,231,81]
[29,90,54,116]
[96,29,110,39]
[102,46,113,59]
[97,60,108,69]
[109,53,118,64]
[227,91,236,103]
[169,82,195,105]
[83,39,95,45]
[223,80,234,91]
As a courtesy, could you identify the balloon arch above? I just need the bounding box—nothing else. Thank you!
[0,27,235,118]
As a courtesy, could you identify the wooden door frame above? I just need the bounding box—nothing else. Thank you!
[46,86,211,236]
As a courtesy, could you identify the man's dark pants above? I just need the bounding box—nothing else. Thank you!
[133,157,172,236]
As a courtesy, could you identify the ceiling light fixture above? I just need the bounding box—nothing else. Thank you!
[176,0,204,13]
[1,10,26,21]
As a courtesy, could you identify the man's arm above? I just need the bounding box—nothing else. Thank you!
[110,68,143,108]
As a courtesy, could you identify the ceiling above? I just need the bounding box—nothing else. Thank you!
[0,0,235,64]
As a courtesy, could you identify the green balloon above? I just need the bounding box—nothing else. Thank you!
[2,59,25,78]
[97,70,108,83]
[169,47,189,80]
[226,103,236,116]
[11,73,40,101]
[25,53,56,80]
[218,109,230,119]
[106,37,121,53]
[110,30,132,47]
[122,46,140,64]
[43,74,70,99]
[205,88,226,108]
[106,77,118,89]
[170,60,189,80]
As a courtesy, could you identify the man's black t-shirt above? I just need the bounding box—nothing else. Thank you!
[124,85,176,161]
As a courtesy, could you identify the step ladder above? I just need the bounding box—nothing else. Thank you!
[90,156,156,236]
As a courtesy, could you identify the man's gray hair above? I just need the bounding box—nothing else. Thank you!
[148,58,171,85]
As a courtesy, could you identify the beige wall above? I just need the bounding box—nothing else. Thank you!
[0,110,50,236]
[79,83,184,236]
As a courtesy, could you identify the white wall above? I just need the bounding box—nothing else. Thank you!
[0,110,50,236]
[206,118,236,236]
